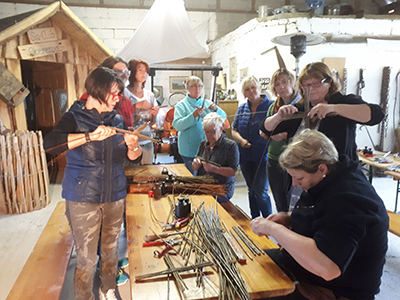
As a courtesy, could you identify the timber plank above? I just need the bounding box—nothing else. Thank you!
[6,201,74,300]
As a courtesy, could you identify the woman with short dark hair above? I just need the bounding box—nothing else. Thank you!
[44,67,142,300]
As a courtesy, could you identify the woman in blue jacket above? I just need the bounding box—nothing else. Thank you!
[44,67,142,300]
[232,76,274,219]
[173,76,227,174]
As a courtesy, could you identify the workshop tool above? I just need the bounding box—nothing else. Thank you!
[144,231,185,242]
[154,244,175,258]
[229,229,253,260]
[221,224,246,264]
[162,217,190,231]
[143,237,182,247]
[357,68,365,97]
[378,66,391,151]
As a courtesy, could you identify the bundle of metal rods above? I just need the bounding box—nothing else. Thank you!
[178,204,251,300]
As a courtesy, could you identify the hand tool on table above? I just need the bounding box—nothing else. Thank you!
[153,244,174,258]
[162,217,190,231]
[143,237,183,247]
[143,231,185,242]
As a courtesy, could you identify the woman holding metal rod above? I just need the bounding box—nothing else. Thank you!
[260,62,384,162]
[173,76,227,174]
[251,129,388,300]
[192,113,239,203]
[44,67,142,300]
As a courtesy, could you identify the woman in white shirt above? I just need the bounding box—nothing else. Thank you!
[125,59,159,165]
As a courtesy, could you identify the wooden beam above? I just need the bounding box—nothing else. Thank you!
[0,1,60,45]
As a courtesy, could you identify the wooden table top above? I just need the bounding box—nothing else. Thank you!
[124,164,295,299]
[357,151,399,170]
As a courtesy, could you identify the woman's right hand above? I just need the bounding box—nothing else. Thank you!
[89,125,116,141]
[266,212,292,228]
[193,107,205,118]
[240,138,251,148]
[277,105,298,119]
[192,158,202,171]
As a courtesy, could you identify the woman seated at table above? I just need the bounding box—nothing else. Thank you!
[192,113,239,203]
[251,129,388,300]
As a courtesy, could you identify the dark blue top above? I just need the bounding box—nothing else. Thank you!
[44,101,130,204]
[232,95,274,164]
[283,155,388,299]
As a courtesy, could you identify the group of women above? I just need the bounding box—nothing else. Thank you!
[45,59,389,300]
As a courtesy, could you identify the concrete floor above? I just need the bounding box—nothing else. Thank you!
[1,156,400,299]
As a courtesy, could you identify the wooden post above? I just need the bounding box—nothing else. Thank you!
[19,132,33,212]
[13,135,27,213]
[38,131,50,206]
[32,132,45,208]
[6,134,18,213]
[27,131,40,209]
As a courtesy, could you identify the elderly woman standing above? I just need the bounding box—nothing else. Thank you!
[173,76,227,174]
[261,62,384,162]
[44,67,142,300]
[192,113,239,203]
[252,130,388,300]
[232,76,274,219]
[266,69,301,212]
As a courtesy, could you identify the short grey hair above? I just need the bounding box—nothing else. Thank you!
[185,76,203,90]
[202,112,224,130]
[279,129,338,173]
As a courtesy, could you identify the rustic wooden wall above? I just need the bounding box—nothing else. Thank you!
[0,19,101,131]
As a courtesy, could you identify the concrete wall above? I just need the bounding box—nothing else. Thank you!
[210,15,400,151]
[0,1,382,54]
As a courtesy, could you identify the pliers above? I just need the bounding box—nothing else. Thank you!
[162,217,190,231]
[149,238,182,258]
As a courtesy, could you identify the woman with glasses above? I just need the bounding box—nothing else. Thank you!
[261,62,384,162]
[173,76,227,174]
[251,129,388,300]
[192,113,239,203]
[231,76,274,219]
[79,56,134,129]
[44,67,142,300]
[126,58,159,165]
[266,69,302,213]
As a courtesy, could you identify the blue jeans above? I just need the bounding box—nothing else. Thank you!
[181,155,196,175]
[240,161,271,219]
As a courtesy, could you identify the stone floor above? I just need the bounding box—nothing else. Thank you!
[1,155,400,300]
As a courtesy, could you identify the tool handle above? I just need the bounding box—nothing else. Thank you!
[143,241,164,247]
[144,233,169,242]
[143,231,184,242]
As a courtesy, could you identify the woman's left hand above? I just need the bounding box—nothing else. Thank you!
[308,103,336,120]
[150,106,160,118]
[124,133,139,150]
[251,217,274,237]
[208,103,218,112]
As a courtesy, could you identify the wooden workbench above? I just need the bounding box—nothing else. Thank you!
[124,164,295,299]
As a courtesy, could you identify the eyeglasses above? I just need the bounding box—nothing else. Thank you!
[301,78,327,89]
[204,129,215,135]
[109,92,123,101]
[190,84,203,89]
[114,69,131,77]
[274,80,289,88]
